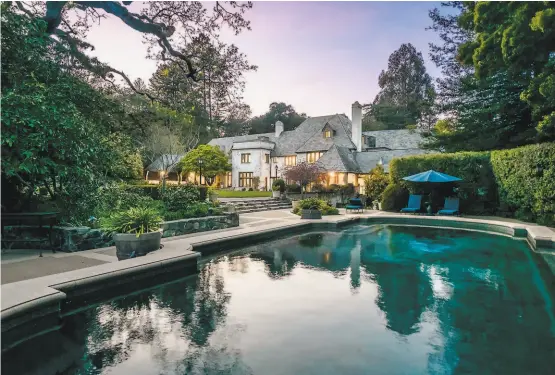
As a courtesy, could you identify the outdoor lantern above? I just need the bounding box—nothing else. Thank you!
[275,165,278,177]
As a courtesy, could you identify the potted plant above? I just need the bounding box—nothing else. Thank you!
[272,179,286,198]
[300,198,323,220]
[101,206,163,260]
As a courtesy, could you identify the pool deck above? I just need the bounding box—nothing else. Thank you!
[2,209,554,352]
[2,209,553,285]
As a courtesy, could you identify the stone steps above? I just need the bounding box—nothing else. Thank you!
[223,198,292,214]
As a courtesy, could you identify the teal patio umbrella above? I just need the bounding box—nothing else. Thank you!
[402,170,462,183]
[402,170,462,213]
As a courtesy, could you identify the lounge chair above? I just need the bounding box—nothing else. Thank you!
[437,197,460,216]
[346,198,364,213]
[400,195,422,214]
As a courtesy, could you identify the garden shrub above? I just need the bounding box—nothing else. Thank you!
[162,202,222,221]
[286,184,301,193]
[293,198,339,215]
[94,184,158,220]
[491,143,555,225]
[363,165,389,202]
[272,179,286,193]
[161,184,201,212]
[388,151,497,214]
[380,183,410,211]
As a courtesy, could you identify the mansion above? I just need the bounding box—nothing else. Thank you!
[207,102,429,191]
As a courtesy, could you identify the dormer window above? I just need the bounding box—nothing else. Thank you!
[324,130,332,138]
[364,135,376,148]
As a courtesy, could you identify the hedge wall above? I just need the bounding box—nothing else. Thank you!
[388,151,497,214]
[383,143,555,225]
[491,143,555,225]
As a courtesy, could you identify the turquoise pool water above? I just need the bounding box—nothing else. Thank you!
[4,225,555,375]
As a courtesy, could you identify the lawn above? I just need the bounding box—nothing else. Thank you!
[214,190,272,198]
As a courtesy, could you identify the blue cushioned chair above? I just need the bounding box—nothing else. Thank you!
[400,195,422,214]
[346,198,364,213]
[437,197,460,216]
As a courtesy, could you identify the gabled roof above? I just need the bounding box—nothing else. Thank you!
[273,114,356,156]
[146,154,184,172]
[362,129,423,150]
[317,145,361,173]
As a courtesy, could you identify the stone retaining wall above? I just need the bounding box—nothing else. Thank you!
[161,213,239,238]
[2,213,239,252]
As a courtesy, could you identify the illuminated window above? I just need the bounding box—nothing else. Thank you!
[285,155,297,166]
[307,152,324,163]
[324,130,332,138]
[265,154,270,163]
[226,172,232,187]
[239,172,253,187]
[241,153,251,163]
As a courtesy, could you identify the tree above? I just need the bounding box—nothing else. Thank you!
[457,1,555,139]
[12,1,254,99]
[1,7,142,222]
[364,43,435,130]
[178,145,231,185]
[423,2,540,151]
[283,162,323,197]
[248,102,307,134]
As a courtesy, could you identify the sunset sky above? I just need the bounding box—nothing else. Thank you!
[85,1,443,117]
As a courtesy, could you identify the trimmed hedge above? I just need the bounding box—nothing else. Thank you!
[491,143,555,225]
[383,143,555,225]
[381,183,409,211]
[388,151,497,214]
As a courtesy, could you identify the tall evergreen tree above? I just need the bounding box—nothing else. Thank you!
[364,43,435,130]
[424,1,553,151]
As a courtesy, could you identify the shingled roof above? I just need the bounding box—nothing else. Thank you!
[355,149,430,173]
[362,129,423,150]
[317,145,361,173]
[206,115,429,174]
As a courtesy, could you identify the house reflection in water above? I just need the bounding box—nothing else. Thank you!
[244,226,434,337]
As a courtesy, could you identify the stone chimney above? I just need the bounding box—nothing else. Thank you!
[275,120,284,137]
[351,101,362,152]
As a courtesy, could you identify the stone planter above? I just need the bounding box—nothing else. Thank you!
[291,200,301,210]
[272,190,281,198]
[301,209,322,220]
[113,231,162,260]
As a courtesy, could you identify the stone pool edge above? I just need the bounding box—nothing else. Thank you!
[1,214,554,352]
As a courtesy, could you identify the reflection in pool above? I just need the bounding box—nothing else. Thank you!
[4,225,555,375]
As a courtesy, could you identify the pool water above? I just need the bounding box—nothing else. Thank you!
[4,226,555,375]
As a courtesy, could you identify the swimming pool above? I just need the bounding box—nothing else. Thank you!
[4,225,555,375]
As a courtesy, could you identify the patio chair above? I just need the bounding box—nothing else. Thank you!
[346,198,364,213]
[400,195,422,214]
[437,197,460,216]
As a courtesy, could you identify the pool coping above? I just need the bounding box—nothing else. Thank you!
[2,213,554,351]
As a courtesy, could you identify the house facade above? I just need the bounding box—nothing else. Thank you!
[207,102,430,191]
